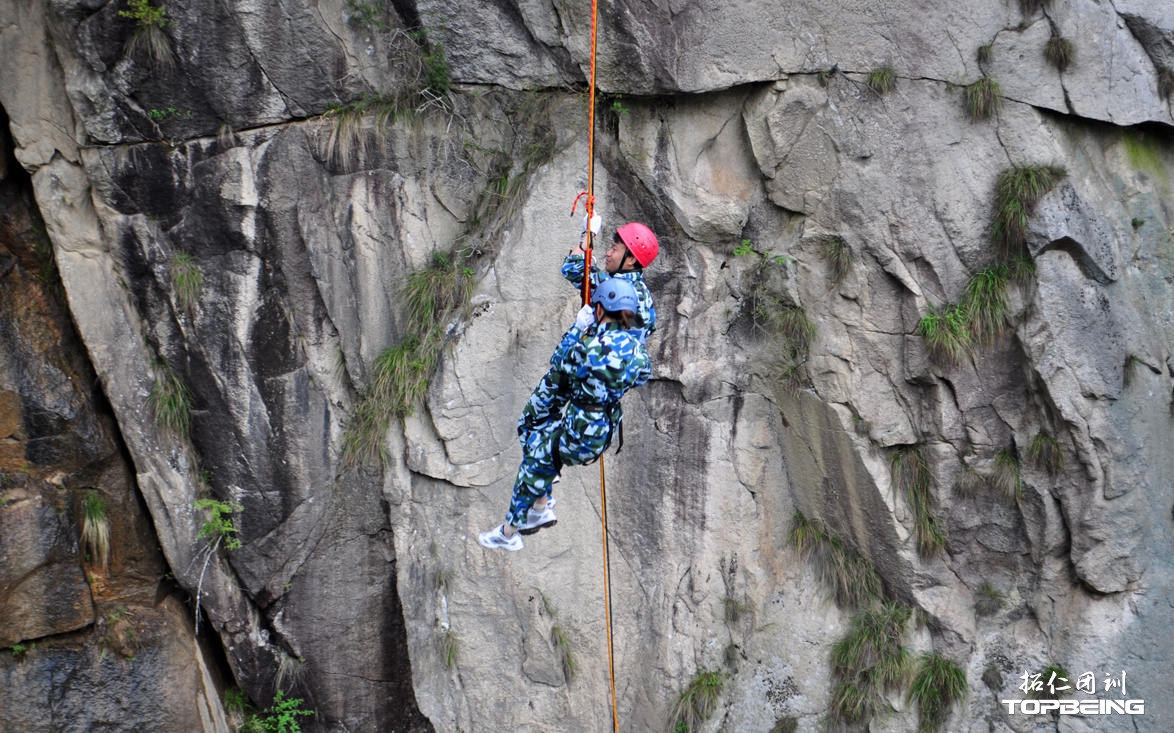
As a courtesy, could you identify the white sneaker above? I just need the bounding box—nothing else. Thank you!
[479,524,523,551]
[518,504,558,535]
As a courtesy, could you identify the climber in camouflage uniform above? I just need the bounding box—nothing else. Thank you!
[562,220,659,345]
[479,277,651,551]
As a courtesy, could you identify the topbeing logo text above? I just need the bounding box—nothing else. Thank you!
[1000,699,1144,715]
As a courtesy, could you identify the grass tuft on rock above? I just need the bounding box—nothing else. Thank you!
[821,236,853,284]
[991,450,1022,500]
[82,490,111,572]
[324,92,403,166]
[991,164,1065,261]
[918,303,972,365]
[439,628,459,670]
[551,625,577,682]
[149,360,193,439]
[790,512,884,609]
[343,252,475,467]
[952,466,987,498]
[964,76,1000,121]
[867,66,897,95]
[1028,432,1064,476]
[890,446,945,558]
[770,717,798,733]
[1032,664,1071,699]
[119,0,175,68]
[973,581,1004,617]
[830,602,914,726]
[909,653,967,732]
[170,252,203,314]
[668,671,724,733]
[963,264,1012,345]
[324,29,451,167]
[1045,35,1075,71]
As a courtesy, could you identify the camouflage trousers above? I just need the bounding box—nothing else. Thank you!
[505,371,618,528]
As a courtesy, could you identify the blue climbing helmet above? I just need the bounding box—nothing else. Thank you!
[591,277,640,314]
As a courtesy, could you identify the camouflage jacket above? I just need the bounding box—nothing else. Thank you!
[515,319,649,462]
[561,254,657,344]
[551,321,651,407]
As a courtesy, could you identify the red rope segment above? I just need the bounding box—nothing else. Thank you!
[568,7,619,729]
[583,2,620,731]
[570,189,596,305]
[600,460,619,733]
[583,0,598,309]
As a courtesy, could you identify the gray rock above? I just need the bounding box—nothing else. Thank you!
[0,487,94,645]
[0,598,229,733]
[1028,181,1123,283]
[3,0,1174,731]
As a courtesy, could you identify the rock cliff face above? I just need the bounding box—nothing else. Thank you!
[1,0,1172,731]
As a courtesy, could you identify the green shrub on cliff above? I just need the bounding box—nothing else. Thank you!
[194,497,242,551]
[410,29,450,95]
[345,0,388,31]
[241,690,314,733]
[7,642,33,661]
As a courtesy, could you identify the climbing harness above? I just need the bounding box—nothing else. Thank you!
[568,1,620,730]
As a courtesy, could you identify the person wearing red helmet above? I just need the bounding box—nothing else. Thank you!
[479,278,651,551]
[563,218,659,344]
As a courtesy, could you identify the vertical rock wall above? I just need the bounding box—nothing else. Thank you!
[0,103,227,732]
[1,0,1172,731]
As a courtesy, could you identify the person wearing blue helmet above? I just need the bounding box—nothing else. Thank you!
[479,277,651,551]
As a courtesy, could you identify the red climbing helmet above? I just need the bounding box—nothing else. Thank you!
[616,222,659,267]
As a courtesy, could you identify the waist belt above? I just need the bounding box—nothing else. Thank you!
[568,398,618,413]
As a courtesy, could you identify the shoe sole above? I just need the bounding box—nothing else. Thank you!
[479,537,524,551]
[518,519,557,536]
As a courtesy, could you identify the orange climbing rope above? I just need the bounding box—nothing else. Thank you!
[570,2,620,730]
